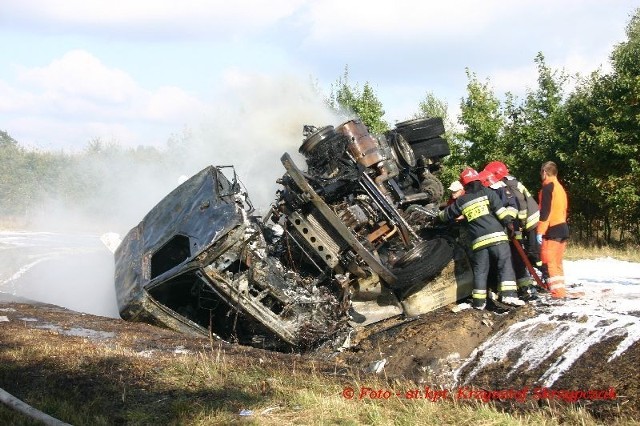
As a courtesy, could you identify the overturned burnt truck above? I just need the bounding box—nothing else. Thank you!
[114,118,474,351]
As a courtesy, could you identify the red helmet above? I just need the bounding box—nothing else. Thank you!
[459,167,480,186]
[478,170,498,187]
[484,161,509,181]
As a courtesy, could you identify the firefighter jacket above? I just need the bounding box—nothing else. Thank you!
[537,175,569,240]
[488,181,518,220]
[504,176,540,232]
[439,181,513,251]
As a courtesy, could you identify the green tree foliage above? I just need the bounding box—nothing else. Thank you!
[0,130,18,148]
[414,91,449,121]
[0,139,74,216]
[502,53,568,192]
[0,131,172,225]
[604,10,640,242]
[458,54,567,188]
[457,8,640,244]
[458,69,505,168]
[329,66,389,134]
[559,9,640,243]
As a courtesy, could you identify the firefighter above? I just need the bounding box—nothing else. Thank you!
[478,169,520,299]
[447,179,465,205]
[537,161,569,298]
[478,169,518,218]
[439,167,521,309]
[446,180,465,221]
[485,161,540,300]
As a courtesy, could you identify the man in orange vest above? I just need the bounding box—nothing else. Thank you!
[537,161,569,298]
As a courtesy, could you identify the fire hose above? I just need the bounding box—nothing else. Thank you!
[0,387,70,425]
[510,236,547,290]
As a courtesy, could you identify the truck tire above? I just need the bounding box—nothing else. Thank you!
[410,137,450,159]
[389,133,416,168]
[420,174,444,203]
[390,237,453,297]
[395,117,445,143]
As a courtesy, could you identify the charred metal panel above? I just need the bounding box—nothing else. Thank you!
[115,166,243,321]
[115,119,473,352]
[288,211,341,268]
[281,152,397,285]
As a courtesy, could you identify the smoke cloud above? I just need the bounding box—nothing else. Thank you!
[1,72,345,318]
[181,72,344,212]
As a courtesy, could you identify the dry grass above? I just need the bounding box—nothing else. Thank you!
[565,242,640,262]
[2,325,637,426]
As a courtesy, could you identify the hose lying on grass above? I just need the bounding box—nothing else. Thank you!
[0,387,71,426]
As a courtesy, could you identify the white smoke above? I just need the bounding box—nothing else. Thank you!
[178,72,343,212]
[2,72,345,318]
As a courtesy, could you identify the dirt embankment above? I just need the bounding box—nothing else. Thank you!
[336,297,640,422]
[1,297,638,422]
[335,302,535,383]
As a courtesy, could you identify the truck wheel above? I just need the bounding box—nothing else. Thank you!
[410,137,451,158]
[389,133,416,168]
[395,117,445,143]
[420,174,444,203]
[390,237,453,296]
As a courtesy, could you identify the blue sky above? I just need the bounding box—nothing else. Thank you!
[1,0,638,152]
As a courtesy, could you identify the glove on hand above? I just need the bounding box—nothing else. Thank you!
[506,223,515,239]
[536,234,543,245]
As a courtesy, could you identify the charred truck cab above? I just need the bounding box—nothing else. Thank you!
[114,118,474,351]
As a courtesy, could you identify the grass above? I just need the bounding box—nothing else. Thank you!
[565,242,640,262]
[1,326,638,426]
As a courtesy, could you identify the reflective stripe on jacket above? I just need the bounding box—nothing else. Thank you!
[504,176,540,231]
[489,181,518,220]
[439,181,511,251]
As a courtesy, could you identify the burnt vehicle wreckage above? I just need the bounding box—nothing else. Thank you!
[114,117,474,351]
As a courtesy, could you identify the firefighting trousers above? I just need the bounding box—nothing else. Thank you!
[471,243,517,307]
[540,238,567,298]
[523,227,541,266]
[509,241,533,290]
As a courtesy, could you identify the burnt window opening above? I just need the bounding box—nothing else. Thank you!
[258,293,285,315]
[151,235,191,279]
[222,258,245,274]
[247,281,285,315]
[147,271,289,350]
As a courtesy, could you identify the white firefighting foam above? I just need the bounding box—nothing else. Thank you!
[454,257,640,387]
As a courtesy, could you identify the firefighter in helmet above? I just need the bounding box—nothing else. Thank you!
[439,167,521,309]
[484,161,540,300]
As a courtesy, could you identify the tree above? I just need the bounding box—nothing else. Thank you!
[606,8,640,242]
[0,130,18,148]
[328,66,388,134]
[457,69,506,168]
[503,53,568,192]
[414,91,449,121]
[561,9,640,243]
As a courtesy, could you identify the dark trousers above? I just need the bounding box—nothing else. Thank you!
[509,240,533,290]
[471,243,517,306]
[523,227,540,265]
